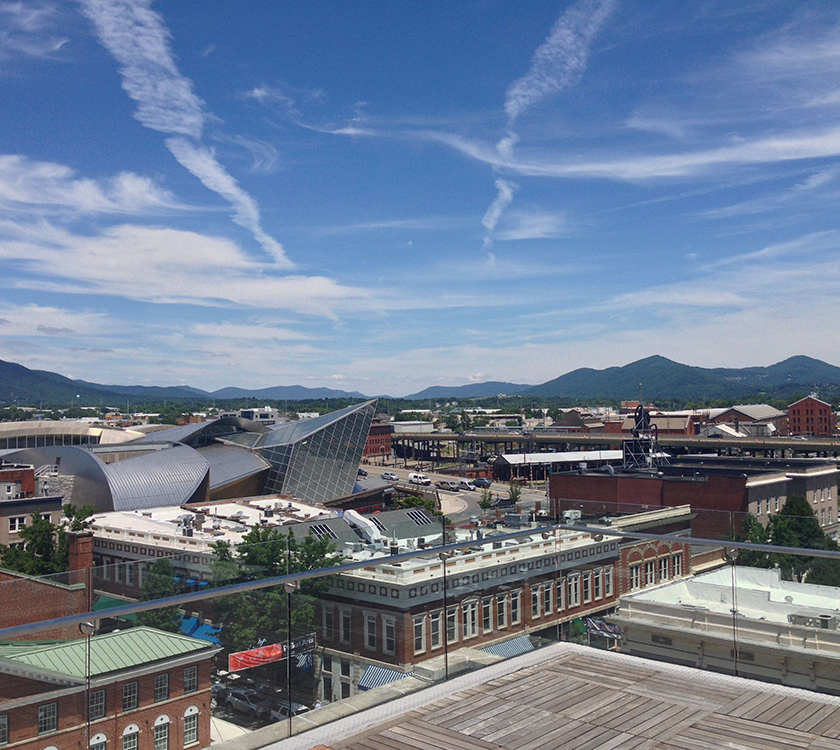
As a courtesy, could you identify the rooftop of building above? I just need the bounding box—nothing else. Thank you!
[0,626,217,683]
[268,642,840,750]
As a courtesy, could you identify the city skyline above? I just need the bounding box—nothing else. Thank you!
[2,1,840,393]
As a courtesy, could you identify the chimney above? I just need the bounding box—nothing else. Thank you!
[68,530,94,573]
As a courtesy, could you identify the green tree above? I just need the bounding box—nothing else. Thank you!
[508,482,522,504]
[478,489,494,510]
[55,503,96,570]
[392,495,442,516]
[137,558,181,633]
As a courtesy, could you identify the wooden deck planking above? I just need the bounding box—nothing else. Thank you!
[329,651,840,750]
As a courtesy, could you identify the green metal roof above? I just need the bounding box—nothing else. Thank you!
[93,595,138,621]
[0,627,214,679]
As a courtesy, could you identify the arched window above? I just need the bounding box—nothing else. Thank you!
[122,723,140,750]
[153,715,169,750]
[90,732,107,750]
[184,706,199,746]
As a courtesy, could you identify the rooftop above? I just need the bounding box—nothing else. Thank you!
[270,643,840,750]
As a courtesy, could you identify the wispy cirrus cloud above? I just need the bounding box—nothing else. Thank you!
[481,179,516,247]
[0,1,69,62]
[78,0,292,267]
[0,154,186,214]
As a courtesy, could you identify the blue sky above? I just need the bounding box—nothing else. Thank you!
[1,1,840,396]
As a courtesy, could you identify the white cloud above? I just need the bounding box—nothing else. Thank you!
[79,0,289,266]
[216,135,281,175]
[504,0,617,124]
[494,210,572,241]
[0,303,111,338]
[166,138,292,267]
[0,222,365,316]
[481,178,516,247]
[0,1,69,62]
[192,322,310,342]
[0,154,185,214]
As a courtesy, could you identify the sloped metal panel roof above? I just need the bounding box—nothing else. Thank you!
[104,443,209,510]
[130,417,269,446]
[0,626,214,678]
[263,400,377,447]
[197,444,270,489]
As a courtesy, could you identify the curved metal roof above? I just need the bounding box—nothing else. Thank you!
[196,444,270,490]
[104,443,209,510]
[130,417,269,446]
[263,400,377,447]
[0,420,140,443]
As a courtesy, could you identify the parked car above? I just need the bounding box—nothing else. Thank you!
[227,689,270,718]
[381,471,399,481]
[458,478,477,491]
[435,480,460,491]
[472,477,492,489]
[211,683,229,706]
[408,472,431,485]
[491,496,516,508]
[357,468,368,477]
[270,701,311,721]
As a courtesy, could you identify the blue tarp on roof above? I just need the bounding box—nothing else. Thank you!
[179,616,221,645]
[357,665,412,691]
[480,635,534,658]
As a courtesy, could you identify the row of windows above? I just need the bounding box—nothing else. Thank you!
[628,554,683,590]
[2,709,198,748]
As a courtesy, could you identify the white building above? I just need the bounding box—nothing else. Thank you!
[610,566,840,694]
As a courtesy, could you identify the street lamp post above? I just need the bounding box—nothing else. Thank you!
[439,550,454,680]
[284,581,299,737]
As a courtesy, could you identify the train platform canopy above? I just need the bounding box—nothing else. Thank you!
[494,450,623,466]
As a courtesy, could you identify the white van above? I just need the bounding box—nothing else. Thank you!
[458,478,477,491]
[408,472,431,486]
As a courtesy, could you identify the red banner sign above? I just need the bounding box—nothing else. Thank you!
[228,642,285,672]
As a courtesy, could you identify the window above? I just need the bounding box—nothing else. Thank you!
[604,569,613,597]
[340,610,351,643]
[557,579,565,610]
[184,665,198,694]
[645,560,655,586]
[446,606,458,643]
[91,737,107,750]
[413,615,426,654]
[569,576,580,607]
[154,673,169,702]
[322,675,333,702]
[582,573,591,603]
[89,689,106,720]
[543,583,553,614]
[123,681,139,711]
[341,681,351,699]
[383,618,396,654]
[365,614,377,649]
[8,516,25,533]
[659,557,669,581]
[774,496,780,512]
[126,562,134,586]
[593,571,602,600]
[322,654,333,673]
[630,565,641,590]
[462,601,478,638]
[482,598,493,632]
[430,611,442,648]
[511,591,521,624]
[123,729,139,750]
[340,660,350,678]
[496,595,507,628]
[184,710,199,746]
[38,703,58,735]
[323,608,335,639]
[0,714,7,746]
[830,508,834,525]
[153,721,169,750]
[821,508,826,525]
[671,554,682,577]
[531,587,541,618]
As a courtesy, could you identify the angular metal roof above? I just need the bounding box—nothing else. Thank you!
[196,444,270,490]
[130,416,269,446]
[0,626,216,679]
[104,443,209,510]
[263,400,377,447]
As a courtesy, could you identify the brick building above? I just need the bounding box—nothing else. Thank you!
[363,421,393,460]
[0,627,219,750]
[788,395,834,437]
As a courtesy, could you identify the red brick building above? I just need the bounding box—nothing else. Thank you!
[788,396,834,437]
[363,421,392,460]
[0,627,219,750]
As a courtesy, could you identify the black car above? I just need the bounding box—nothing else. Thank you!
[473,477,492,489]
[357,468,368,477]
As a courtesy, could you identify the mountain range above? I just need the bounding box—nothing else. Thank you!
[1,355,839,406]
